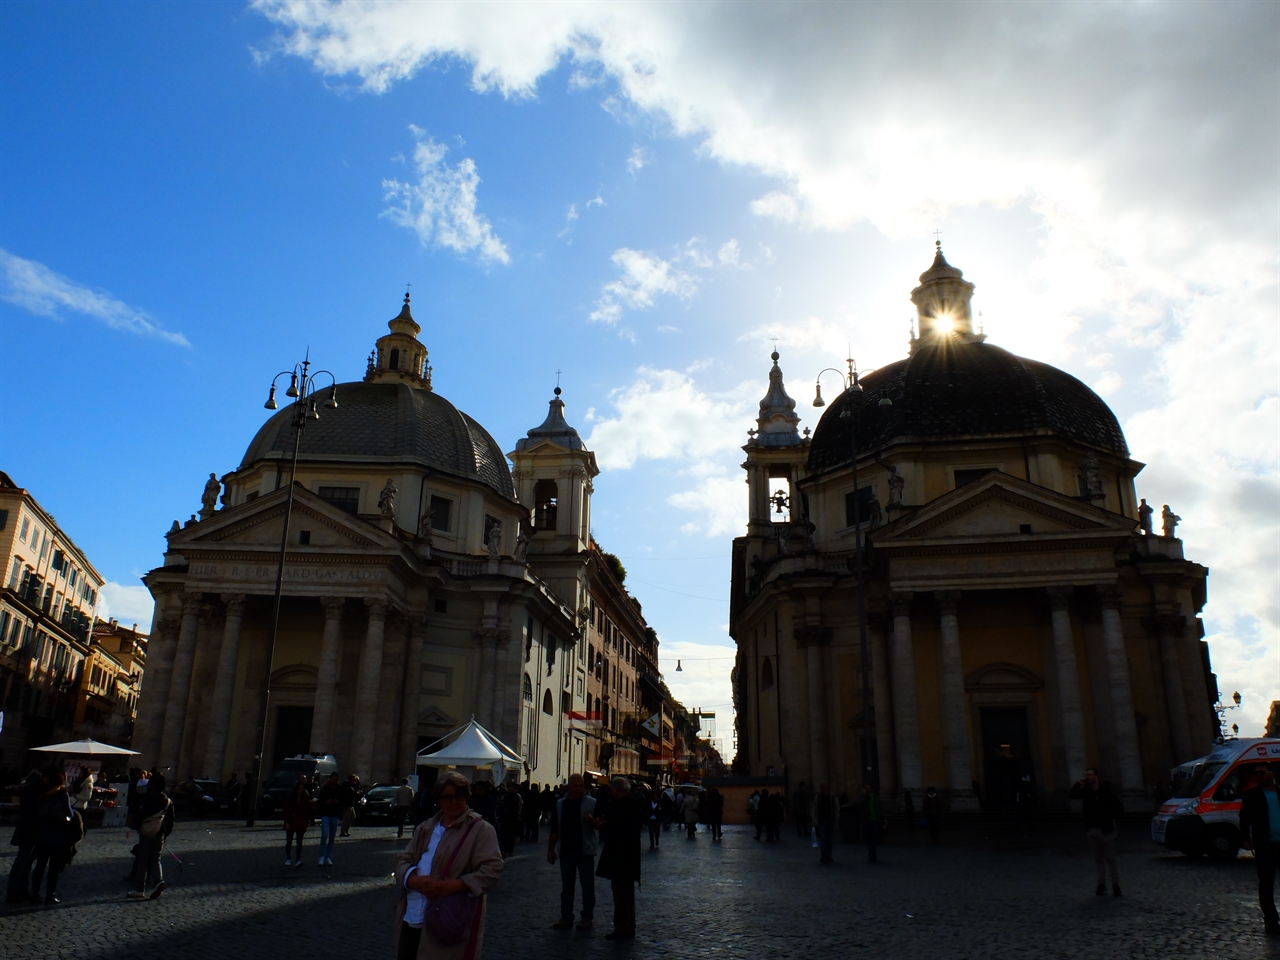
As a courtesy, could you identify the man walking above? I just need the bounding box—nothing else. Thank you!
[683,788,700,839]
[338,775,362,837]
[793,781,813,839]
[1067,767,1123,896]
[548,773,597,931]
[856,784,882,863]
[1240,765,1280,936]
[315,772,343,865]
[813,781,839,864]
[5,770,43,904]
[595,777,644,941]
[392,778,414,839]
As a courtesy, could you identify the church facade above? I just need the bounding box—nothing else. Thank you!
[730,247,1217,810]
[136,295,647,788]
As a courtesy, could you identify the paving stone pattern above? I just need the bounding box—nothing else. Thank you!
[2,818,1275,959]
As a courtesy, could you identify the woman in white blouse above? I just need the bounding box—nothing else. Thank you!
[394,772,503,960]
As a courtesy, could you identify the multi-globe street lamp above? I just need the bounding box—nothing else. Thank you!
[813,358,892,793]
[244,356,337,828]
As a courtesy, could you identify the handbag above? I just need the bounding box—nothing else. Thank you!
[423,818,482,946]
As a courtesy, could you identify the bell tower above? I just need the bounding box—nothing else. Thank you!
[508,387,598,555]
[909,243,984,353]
[743,351,808,535]
[364,291,432,389]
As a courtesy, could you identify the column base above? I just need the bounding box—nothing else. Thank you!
[947,789,980,813]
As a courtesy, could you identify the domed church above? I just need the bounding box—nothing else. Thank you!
[136,294,630,788]
[730,246,1216,809]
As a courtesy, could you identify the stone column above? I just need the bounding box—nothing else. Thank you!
[158,593,202,775]
[135,615,178,766]
[475,629,496,729]
[804,635,828,785]
[1048,587,1089,786]
[201,594,246,779]
[349,599,387,782]
[1098,587,1144,797]
[869,615,897,794]
[889,594,923,792]
[1152,614,1194,763]
[396,614,427,778]
[309,598,345,756]
[935,591,977,809]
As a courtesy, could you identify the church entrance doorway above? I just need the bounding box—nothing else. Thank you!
[980,707,1032,815]
[272,706,313,771]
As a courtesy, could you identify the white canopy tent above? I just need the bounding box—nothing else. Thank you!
[416,719,523,784]
[29,739,139,756]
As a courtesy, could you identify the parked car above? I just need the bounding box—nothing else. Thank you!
[356,784,400,823]
[170,778,233,817]
[1151,737,1280,860]
[257,754,339,818]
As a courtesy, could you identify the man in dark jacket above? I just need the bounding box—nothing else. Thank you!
[855,784,882,863]
[1067,767,1124,896]
[128,773,174,901]
[315,772,343,865]
[5,770,44,903]
[813,781,840,864]
[1240,765,1280,935]
[594,777,643,941]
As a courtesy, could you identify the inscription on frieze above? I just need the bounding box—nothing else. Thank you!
[188,562,382,582]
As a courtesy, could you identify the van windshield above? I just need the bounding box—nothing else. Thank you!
[1173,761,1225,798]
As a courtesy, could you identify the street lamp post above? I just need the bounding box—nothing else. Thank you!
[814,360,891,793]
[244,356,337,827]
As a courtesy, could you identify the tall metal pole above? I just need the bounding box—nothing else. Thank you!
[852,408,877,793]
[245,359,310,827]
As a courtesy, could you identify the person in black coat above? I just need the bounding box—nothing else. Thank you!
[29,766,78,905]
[128,773,175,900]
[1240,765,1280,935]
[593,777,644,941]
[1067,767,1124,896]
[5,769,44,903]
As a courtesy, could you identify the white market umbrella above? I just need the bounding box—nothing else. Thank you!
[416,718,522,768]
[29,738,140,757]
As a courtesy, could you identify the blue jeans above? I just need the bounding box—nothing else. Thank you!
[559,853,595,921]
[817,822,835,861]
[320,815,340,859]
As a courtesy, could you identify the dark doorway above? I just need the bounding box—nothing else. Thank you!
[980,708,1033,816]
[272,706,313,771]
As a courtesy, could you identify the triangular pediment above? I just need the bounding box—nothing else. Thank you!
[169,485,399,552]
[875,473,1135,544]
[418,705,456,726]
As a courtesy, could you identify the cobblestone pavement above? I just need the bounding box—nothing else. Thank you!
[2,818,1276,959]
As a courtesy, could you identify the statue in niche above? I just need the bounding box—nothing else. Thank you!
[1082,452,1104,499]
[378,479,397,517]
[1138,498,1153,535]
[798,518,816,552]
[1161,504,1181,538]
[865,495,883,531]
[514,526,531,563]
[487,521,502,559]
[199,473,221,519]
[886,465,905,507]
[418,506,434,543]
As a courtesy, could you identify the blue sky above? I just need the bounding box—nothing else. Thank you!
[1,2,1276,738]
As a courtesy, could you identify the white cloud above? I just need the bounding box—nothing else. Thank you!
[626,145,647,174]
[254,1,1279,734]
[586,367,752,469]
[0,250,189,346]
[98,582,155,633]
[717,239,742,268]
[586,192,605,208]
[382,127,510,263]
[669,476,745,537]
[590,248,696,324]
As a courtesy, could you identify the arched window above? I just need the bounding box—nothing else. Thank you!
[760,656,774,690]
[542,688,554,716]
[389,348,400,369]
[523,674,533,702]
[534,479,559,530]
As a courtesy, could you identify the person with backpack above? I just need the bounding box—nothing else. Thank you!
[1067,767,1124,896]
[29,766,82,905]
[128,773,174,901]
[282,778,313,868]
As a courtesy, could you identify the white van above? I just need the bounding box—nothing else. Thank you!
[1150,738,1280,860]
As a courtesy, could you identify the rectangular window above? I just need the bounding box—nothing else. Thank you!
[844,487,877,528]
[0,611,8,645]
[317,486,361,514]
[51,550,64,573]
[19,517,29,542]
[426,496,452,533]
[8,558,20,590]
[954,467,997,489]
[0,508,7,531]
[434,598,448,614]
[68,568,77,588]
[298,530,311,545]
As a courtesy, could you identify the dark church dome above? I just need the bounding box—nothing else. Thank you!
[807,340,1128,476]
[240,381,514,499]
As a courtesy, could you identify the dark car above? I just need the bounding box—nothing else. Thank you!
[170,778,232,817]
[356,784,400,823]
[257,754,339,818]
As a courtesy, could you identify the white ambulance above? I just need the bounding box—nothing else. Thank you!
[1150,738,1280,860]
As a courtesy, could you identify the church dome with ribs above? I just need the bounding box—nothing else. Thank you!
[807,248,1128,475]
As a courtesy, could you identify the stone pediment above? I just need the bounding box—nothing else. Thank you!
[170,484,398,552]
[418,706,455,726]
[874,472,1134,545]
